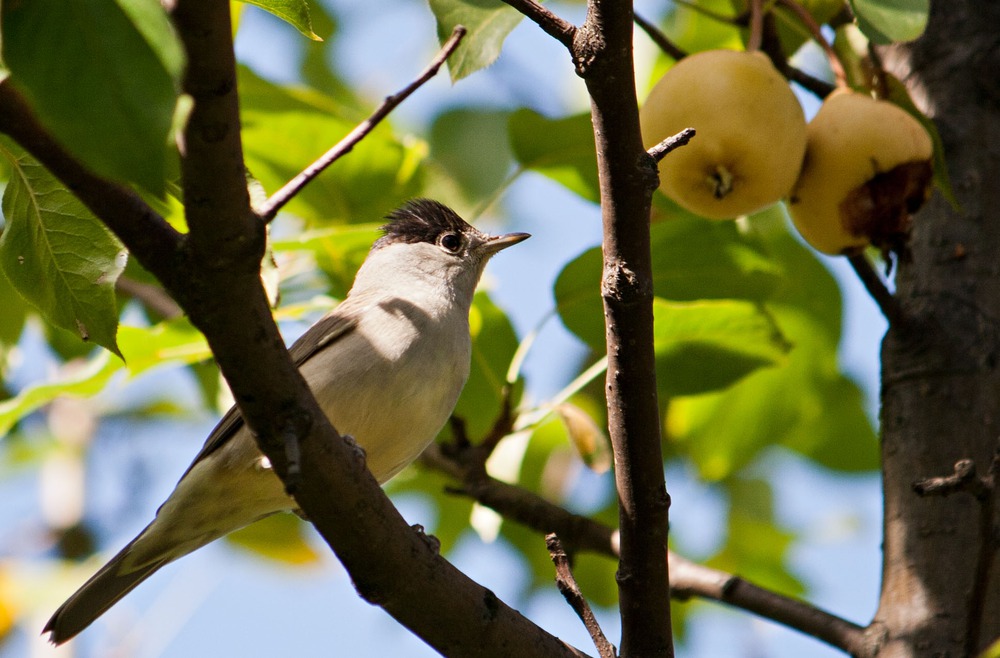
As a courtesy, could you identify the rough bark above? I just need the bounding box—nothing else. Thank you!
[875,2,1000,655]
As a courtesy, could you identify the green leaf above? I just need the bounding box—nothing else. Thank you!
[238,0,321,40]
[0,351,120,437]
[428,0,524,82]
[665,209,877,479]
[0,266,26,348]
[653,299,788,397]
[848,0,929,44]
[0,142,125,357]
[707,477,805,597]
[451,291,522,440]
[508,110,600,203]
[555,217,783,350]
[226,513,322,564]
[2,0,183,192]
[430,108,514,201]
[271,224,381,299]
[0,318,211,437]
[239,67,425,224]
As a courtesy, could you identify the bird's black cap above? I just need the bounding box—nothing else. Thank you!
[377,199,475,248]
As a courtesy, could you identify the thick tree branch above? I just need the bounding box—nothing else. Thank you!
[258,26,467,223]
[172,0,259,263]
[0,83,183,280]
[576,1,674,654]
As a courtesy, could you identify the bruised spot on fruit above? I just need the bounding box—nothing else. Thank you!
[840,160,933,252]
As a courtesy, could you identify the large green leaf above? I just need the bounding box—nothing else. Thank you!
[654,299,788,397]
[428,0,524,82]
[707,477,805,596]
[0,264,26,348]
[430,108,514,201]
[665,210,877,478]
[239,67,425,224]
[2,0,183,192]
[0,142,125,357]
[508,110,600,203]
[452,291,522,440]
[238,0,321,40]
[555,217,784,349]
[849,0,929,44]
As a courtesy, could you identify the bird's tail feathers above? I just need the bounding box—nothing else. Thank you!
[43,526,170,645]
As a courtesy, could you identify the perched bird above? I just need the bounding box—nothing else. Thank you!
[44,198,529,644]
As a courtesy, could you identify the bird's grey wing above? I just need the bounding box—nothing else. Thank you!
[44,521,168,644]
[180,312,359,475]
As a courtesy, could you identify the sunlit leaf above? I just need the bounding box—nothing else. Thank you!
[653,299,788,396]
[555,217,783,350]
[238,0,321,40]
[849,0,929,44]
[239,67,425,224]
[2,0,183,192]
[0,142,125,357]
[555,402,611,473]
[226,513,321,564]
[428,0,524,81]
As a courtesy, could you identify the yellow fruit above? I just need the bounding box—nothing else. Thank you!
[787,89,933,255]
[640,49,807,220]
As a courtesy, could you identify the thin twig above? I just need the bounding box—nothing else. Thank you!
[500,0,576,49]
[116,277,183,320]
[632,13,686,61]
[775,0,847,88]
[847,253,903,325]
[647,128,696,163]
[257,26,468,223]
[546,534,617,658]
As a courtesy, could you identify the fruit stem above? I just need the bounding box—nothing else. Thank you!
[747,0,765,52]
[775,0,848,90]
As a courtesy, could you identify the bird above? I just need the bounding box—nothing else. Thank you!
[44,198,529,644]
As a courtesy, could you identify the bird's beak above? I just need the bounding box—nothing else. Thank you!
[480,231,530,256]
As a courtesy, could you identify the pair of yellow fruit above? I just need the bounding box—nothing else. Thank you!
[640,49,933,255]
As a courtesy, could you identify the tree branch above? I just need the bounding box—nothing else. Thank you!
[501,0,576,49]
[547,534,618,658]
[647,128,696,163]
[576,1,674,654]
[421,445,874,656]
[632,13,686,61]
[257,26,468,223]
[848,253,903,325]
[172,0,259,263]
[505,0,674,652]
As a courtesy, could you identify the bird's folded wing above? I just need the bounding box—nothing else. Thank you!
[179,312,359,476]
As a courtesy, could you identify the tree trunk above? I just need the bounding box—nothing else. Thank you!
[876,1,1000,655]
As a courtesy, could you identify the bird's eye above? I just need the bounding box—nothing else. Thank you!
[440,233,462,252]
